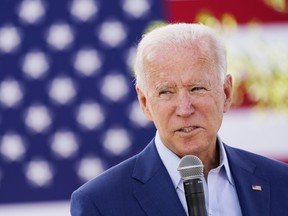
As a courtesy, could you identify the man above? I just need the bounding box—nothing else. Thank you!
[71,23,288,216]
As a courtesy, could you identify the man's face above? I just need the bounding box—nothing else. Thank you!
[136,47,232,158]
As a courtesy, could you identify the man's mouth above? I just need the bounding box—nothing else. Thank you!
[179,126,198,133]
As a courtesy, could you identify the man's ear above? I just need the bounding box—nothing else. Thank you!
[223,74,233,113]
[136,85,153,121]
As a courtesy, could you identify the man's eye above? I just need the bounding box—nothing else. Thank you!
[191,87,205,91]
[159,91,171,95]
[159,90,173,96]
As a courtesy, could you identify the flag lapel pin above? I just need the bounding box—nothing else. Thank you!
[252,185,262,191]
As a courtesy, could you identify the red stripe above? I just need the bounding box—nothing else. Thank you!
[279,159,288,164]
[165,0,288,24]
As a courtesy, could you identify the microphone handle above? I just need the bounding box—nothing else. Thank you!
[184,178,207,216]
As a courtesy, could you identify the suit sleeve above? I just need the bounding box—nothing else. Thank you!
[70,189,101,216]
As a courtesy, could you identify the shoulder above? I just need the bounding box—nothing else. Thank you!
[74,139,158,196]
[71,154,141,215]
[71,154,139,215]
[225,144,288,176]
[70,140,161,215]
[75,154,138,197]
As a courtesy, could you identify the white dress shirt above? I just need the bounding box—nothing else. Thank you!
[154,131,242,216]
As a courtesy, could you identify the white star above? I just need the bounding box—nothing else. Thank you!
[0,79,23,108]
[25,159,53,187]
[76,156,104,182]
[70,0,98,22]
[0,133,26,162]
[48,76,77,105]
[97,20,127,48]
[103,128,131,155]
[24,104,52,133]
[0,26,21,53]
[18,0,46,24]
[22,50,49,79]
[50,130,79,158]
[76,102,104,130]
[100,73,129,102]
[128,100,151,127]
[122,0,150,18]
[46,23,74,50]
[73,48,102,76]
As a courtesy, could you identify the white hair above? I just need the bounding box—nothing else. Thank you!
[133,23,227,91]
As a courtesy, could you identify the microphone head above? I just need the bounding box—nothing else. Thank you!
[177,155,204,180]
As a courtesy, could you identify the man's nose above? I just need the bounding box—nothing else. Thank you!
[175,92,194,117]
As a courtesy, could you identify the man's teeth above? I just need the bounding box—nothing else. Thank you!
[181,127,195,133]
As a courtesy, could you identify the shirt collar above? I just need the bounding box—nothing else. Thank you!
[155,131,181,189]
[154,131,235,189]
[217,136,234,186]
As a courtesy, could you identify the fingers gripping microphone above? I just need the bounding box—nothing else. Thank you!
[178,155,207,216]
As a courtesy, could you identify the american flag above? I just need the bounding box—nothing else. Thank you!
[0,0,164,204]
[1,0,288,213]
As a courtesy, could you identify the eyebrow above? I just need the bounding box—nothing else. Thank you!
[154,82,176,91]
[154,79,210,89]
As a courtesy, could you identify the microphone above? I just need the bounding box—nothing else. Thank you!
[177,155,207,216]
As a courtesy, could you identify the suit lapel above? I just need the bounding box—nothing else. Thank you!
[225,145,270,216]
[132,140,186,216]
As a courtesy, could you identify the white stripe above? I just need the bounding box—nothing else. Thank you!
[0,201,70,216]
[219,108,288,160]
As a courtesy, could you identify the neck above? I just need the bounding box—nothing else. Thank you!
[201,141,220,180]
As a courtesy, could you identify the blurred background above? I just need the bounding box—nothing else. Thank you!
[0,0,287,215]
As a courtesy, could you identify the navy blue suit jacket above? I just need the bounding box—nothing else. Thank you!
[71,139,288,216]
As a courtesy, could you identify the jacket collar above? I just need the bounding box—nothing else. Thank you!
[132,139,186,216]
[131,140,271,216]
[224,144,270,216]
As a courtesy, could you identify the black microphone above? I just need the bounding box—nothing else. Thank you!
[177,155,207,216]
